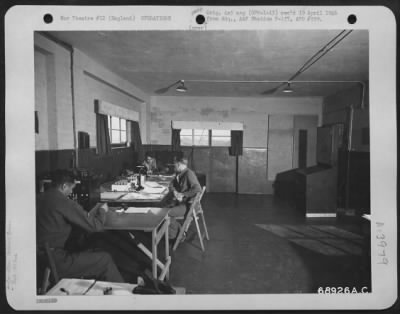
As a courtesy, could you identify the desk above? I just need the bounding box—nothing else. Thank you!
[46,278,136,296]
[46,278,186,295]
[103,207,171,281]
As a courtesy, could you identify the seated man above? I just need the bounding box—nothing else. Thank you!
[165,157,202,219]
[142,154,158,175]
[36,169,124,283]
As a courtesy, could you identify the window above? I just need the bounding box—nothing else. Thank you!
[180,129,231,147]
[211,129,231,146]
[108,115,127,146]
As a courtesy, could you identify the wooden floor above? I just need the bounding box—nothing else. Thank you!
[168,193,371,294]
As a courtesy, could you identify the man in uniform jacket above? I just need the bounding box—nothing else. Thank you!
[167,157,202,218]
[36,170,124,283]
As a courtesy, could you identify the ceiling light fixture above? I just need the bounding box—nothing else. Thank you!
[282,82,293,93]
[176,80,187,92]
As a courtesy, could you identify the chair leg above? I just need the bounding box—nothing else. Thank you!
[194,215,205,251]
[200,211,210,240]
[40,267,51,295]
[172,223,186,251]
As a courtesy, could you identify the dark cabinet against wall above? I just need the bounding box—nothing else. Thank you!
[295,166,337,217]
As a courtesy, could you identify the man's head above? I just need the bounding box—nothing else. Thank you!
[145,154,154,164]
[174,157,188,173]
[51,170,76,196]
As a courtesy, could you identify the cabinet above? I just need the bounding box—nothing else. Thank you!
[295,165,337,217]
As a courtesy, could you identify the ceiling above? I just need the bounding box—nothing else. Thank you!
[47,30,368,98]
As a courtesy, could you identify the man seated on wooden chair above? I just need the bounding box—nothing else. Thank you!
[36,169,125,283]
[162,157,202,241]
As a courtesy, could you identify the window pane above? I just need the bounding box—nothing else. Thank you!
[111,130,120,143]
[180,129,192,136]
[212,129,230,136]
[180,136,193,146]
[194,129,208,136]
[194,135,209,146]
[111,117,120,129]
[212,137,231,147]
[121,131,126,142]
[120,119,126,130]
[108,115,111,128]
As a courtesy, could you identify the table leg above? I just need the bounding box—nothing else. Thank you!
[152,228,157,279]
[165,216,170,280]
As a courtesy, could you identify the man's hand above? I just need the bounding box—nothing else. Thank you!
[100,203,109,213]
[173,191,184,202]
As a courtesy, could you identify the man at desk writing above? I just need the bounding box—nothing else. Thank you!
[36,170,124,283]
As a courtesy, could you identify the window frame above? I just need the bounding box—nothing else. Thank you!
[180,128,231,147]
[108,115,128,148]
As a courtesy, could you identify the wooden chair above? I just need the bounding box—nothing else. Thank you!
[173,186,209,251]
[38,242,60,295]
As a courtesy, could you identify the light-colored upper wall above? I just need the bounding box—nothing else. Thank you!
[34,33,150,151]
[150,95,323,148]
[34,36,74,150]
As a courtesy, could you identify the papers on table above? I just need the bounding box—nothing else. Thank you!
[120,192,162,201]
[100,192,126,200]
[142,186,167,194]
[142,182,167,194]
[47,278,96,296]
[46,278,136,296]
[125,207,150,214]
[144,181,162,188]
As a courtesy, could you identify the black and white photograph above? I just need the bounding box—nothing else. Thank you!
[4,5,397,311]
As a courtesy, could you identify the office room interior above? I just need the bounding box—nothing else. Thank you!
[34,29,370,295]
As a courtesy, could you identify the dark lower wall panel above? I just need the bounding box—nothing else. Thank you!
[36,149,75,177]
[36,147,137,182]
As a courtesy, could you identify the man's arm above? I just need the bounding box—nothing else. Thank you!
[63,200,106,232]
[181,171,201,199]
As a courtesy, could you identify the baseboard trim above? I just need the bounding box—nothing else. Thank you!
[306,213,337,218]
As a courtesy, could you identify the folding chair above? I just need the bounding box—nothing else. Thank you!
[173,186,209,251]
[38,242,60,295]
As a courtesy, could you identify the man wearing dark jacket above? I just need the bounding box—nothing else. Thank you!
[36,170,124,283]
[167,158,202,218]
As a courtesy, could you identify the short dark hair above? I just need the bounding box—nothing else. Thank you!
[175,157,188,165]
[51,169,76,187]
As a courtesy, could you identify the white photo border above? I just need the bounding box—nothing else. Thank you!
[4,5,397,310]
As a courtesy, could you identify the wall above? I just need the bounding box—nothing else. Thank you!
[148,95,322,194]
[150,96,323,147]
[34,33,149,177]
[34,40,73,150]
